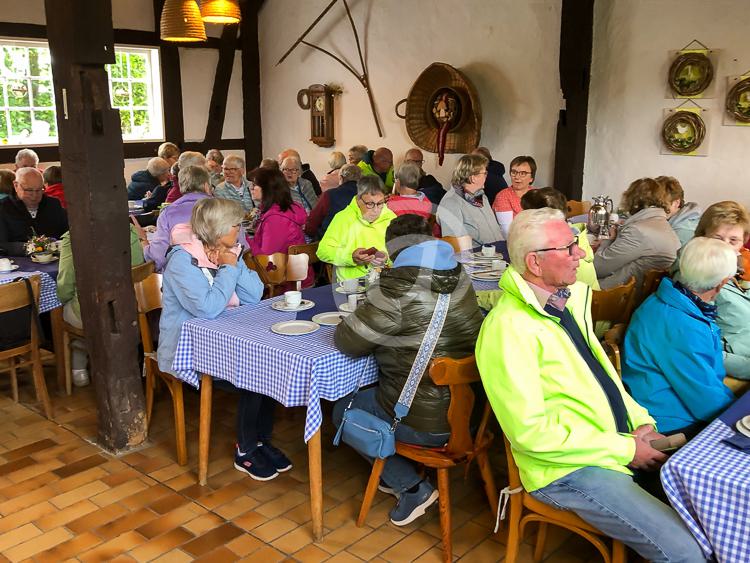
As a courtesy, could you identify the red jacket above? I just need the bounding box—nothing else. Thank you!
[45,183,67,208]
[387,194,441,236]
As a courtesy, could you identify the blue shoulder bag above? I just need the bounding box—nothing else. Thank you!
[333,292,451,459]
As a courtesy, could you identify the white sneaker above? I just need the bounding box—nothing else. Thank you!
[72,369,90,387]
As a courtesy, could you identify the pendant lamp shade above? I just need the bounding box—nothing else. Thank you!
[161,0,207,42]
[200,0,241,24]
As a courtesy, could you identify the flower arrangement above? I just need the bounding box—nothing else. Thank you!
[25,233,53,256]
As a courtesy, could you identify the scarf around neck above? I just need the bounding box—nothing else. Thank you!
[673,280,718,321]
[453,185,484,208]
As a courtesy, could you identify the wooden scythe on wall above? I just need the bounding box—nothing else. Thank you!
[275,0,383,137]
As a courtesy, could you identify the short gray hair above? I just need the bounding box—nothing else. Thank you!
[178,165,210,194]
[15,148,39,167]
[451,154,488,188]
[678,237,738,293]
[328,151,346,170]
[281,156,301,171]
[147,157,170,177]
[396,163,420,189]
[177,151,206,169]
[339,164,362,183]
[205,149,224,165]
[223,154,245,169]
[190,198,244,246]
[357,175,385,198]
[348,145,368,162]
[508,208,566,274]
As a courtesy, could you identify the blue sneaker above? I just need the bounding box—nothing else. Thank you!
[259,442,293,472]
[389,480,439,526]
[378,480,399,498]
[234,447,278,481]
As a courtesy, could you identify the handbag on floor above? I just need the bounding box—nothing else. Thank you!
[333,292,451,459]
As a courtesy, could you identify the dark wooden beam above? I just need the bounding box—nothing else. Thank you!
[240,0,263,167]
[204,25,240,145]
[153,0,185,146]
[552,0,594,200]
[45,0,147,452]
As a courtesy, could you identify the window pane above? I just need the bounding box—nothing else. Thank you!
[111,81,130,107]
[7,80,30,107]
[129,54,147,79]
[10,110,32,137]
[133,109,150,137]
[119,110,132,134]
[131,82,147,106]
[30,79,53,107]
[109,52,126,79]
[4,47,29,76]
[0,115,8,142]
[28,47,51,77]
[33,110,56,137]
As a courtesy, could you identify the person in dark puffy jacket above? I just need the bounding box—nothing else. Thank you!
[333,214,483,527]
[127,157,171,200]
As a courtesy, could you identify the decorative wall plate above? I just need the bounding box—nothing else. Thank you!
[726,77,750,123]
[668,52,714,96]
[661,110,706,153]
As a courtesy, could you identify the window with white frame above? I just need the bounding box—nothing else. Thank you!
[0,39,164,146]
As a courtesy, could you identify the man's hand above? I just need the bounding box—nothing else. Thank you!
[352,248,374,265]
[628,435,668,471]
[632,424,665,443]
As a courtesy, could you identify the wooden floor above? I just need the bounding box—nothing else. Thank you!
[0,368,604,562]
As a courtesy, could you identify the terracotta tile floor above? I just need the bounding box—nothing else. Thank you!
[0,368,604,562]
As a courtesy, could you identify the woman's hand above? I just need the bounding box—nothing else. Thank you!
[216,248,238,266]
[352,248,374,265]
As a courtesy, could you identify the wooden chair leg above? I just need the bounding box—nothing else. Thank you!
[62,330,72,396]
[171,380,187,466]
[9,357,18,402]
[505,493,523,563]
[144,361,155,426]
[612,540,627,563]
[476,451,499,518]
[356,457,386,527]
[534,522,548,562]
[436,467,452,562]
[198,374,213,486]
[31,348,52,419]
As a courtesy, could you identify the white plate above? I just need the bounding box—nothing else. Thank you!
[338,302,356,313]
[270,299,315,312]
[311,312,349,326]
[737,415,750,437]
[471,252,498,260]
[470,271,504,281]
[0,265,19,273]
[335,285,365,294]
[270,320,320,336]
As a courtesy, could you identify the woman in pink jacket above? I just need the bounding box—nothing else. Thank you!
[250,168,314,287]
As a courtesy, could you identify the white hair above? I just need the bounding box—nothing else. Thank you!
[678,237,737,293]
[328,151,346,170]
[281,156,301,171]
[223,154,245,169]
[178,165,210,194]
[507,208,566,274]
[177,151,206,169]
[146,157,170,177]
[15,148,39,167]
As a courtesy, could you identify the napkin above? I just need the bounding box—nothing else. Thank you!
[722,432,750,452]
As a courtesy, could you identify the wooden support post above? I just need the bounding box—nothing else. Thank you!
[205,25,240,145]
[45,0,147,451]
[552,0,595,200]
[240,0,263,166]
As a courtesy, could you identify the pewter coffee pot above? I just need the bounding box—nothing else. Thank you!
[588,195,614,239]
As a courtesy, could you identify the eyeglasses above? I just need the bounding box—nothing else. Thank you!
[359,198,386,210]
[282,168,300,174]
[510,169,531,177]
[473,170,488,177]
[533,237,580,256]
[406,159,424,165]
[222,167,241,173]
[18,186,44,194]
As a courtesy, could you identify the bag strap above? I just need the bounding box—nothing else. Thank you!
[11,276,44,341]
[392,292,451,424]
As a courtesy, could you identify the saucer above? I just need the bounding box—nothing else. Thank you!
[0,265,19,273]
[31,255,58,263]
[311,312,349,326]
[737,415,750,438]
[470,271,504,281]
[339,302,356,313]
[335,285,365,294]
[270,320,320,336]
[270,299,315,312]
[471,252,497,260]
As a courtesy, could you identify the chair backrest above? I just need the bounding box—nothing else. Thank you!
[566,200,591,218]
[131,262,162,315]
[591,276,636,325]
[286,253,309,286]
[503,435,523,490]
[441,235,472,253]
[641,269,668,300]
[428,355,483,458]
[252,253,289,296]
[288,242,320,265]
[602,323,627,377]
[0,276,42,350]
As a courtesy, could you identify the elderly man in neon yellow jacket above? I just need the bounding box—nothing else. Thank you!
[476,209,706,563]
[317,176,396,281]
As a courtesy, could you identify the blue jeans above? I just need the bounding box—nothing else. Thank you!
[531,467,706,562]
[332,387,449,493]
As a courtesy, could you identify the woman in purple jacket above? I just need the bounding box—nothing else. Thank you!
[249,168,313,287]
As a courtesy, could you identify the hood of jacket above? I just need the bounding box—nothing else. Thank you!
[668,201,702,228]
[131,169,157,183]
[624,206,668,225]
[387,240,461,295]
[260,202,307,227]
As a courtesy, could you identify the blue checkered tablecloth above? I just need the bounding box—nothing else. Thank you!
[661,403,750,561]
[0,270,61,313]
[171,294,378,442]
[456,241,509,292]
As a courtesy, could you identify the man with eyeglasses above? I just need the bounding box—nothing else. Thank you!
[317,176,396,281]
[403,148,445,205]
[214,155,256,213]
[476,209,705,562]
[0,167,68,254]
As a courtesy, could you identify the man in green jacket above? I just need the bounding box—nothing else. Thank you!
[317,176,396,281]
[357,147,394,190]
[476,209,705,562]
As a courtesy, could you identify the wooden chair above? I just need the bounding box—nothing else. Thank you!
[61,319,85,396]
[591,276,636,326]
[602,323,627,377]
[566,200,591,219]
[252,252,309,295]
[503,436,626,563]
[356,356,498,562]
[0,276,52,419]
[288,241,319,266]
[440,235,473,253]
[639,269,668,304]
[132,261,187,466]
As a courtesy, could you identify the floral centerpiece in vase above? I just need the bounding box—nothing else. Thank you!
[25,232,56,262]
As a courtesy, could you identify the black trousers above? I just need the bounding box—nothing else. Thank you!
[213,380,277,453]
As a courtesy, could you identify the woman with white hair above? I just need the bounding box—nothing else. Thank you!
[319,151,347,191]
[159,198,290,481]
[622,237,737,437]
[281,156,318,214]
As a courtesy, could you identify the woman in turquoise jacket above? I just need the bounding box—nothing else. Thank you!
[623,237,737,435]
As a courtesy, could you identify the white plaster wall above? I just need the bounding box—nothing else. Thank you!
[258,0,563,186]
[584,0,750,210]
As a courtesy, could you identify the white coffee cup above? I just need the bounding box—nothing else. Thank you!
[284,290,302,308]
[339,278,360,293]
[347,294,359,310]
[0,258,11,272]
[491,259,504,271]
[481,245,495,257]
[34,252,53,263]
